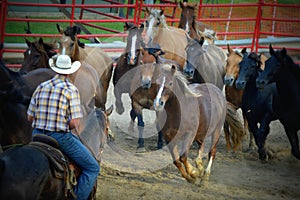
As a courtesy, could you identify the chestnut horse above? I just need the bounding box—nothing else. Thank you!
[143,8,187,68]
[178,2,217,44]
[129,47,170,151]
[56,25,114,110]
[113,22,144,115]
[256,45,300,160]
[154,64,226,183]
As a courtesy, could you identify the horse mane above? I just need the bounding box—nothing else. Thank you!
[162,64,201,97]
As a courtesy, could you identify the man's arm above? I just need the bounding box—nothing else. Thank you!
[27,115,34,123]
[69,118,81,135]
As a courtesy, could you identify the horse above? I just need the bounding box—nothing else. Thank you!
[184,36,226,90]
[128,47,170,151]
[153,64,226,183]
[223,45,250,151]
[143,7,187,68]
[56,24,114,110]
[19,37,57,74]
[178,2,217,45]
[113,22,145,115]
[235,51,279,160]
[256,45,300,160]
[0,78,113,199]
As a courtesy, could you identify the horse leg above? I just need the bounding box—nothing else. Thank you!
[113,87,125,115]
[156,122,163,149]
[203,145,217,181]
[244,113,255,150]
[255,115,272,160]
[195,141,205,177]
[128,109,137,132]
[136,111,146,153]
[284,126,300,160]
[180,152,198,179]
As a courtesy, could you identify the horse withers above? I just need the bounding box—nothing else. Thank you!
[256,45,300,160]
[153,64,226,183]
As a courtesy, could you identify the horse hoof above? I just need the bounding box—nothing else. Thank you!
[136,147,147,153]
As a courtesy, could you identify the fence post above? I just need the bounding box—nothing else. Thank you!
[252,0,263,52]
[0,0,8,58]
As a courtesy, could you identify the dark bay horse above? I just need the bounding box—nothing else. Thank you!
[0,77,113,199]
[178,2,217,45]
[235,51,279,160]
[143,8,187,68]
[153,64,226,183]
[113,22,144,114]
[56,24,114,110]
[256,45,300,160]
[20,37,57,74]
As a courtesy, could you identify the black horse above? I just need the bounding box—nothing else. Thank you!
[256,45,300,160]
[235,52,279,160]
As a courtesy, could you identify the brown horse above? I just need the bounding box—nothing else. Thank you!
[128,47,169,151]
[56,24,114,110]
[153,64,226,183]
[113,22,144,115]
[143,8,187,68]
[0,72,113,199]
[20,37,57,74]
[178,2,217,45]
[223,45,267,151]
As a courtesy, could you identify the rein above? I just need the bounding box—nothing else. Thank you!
[1,143,25,151]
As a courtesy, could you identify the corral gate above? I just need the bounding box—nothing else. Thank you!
[0,0,299,67]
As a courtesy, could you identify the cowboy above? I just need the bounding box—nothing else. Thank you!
[27,55,99,200]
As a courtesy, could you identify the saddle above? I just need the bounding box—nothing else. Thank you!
[29,134,79,199]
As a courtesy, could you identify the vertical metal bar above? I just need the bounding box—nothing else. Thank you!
[0,0,8,58]
[70,0,76,26]
[79,0,85,20]
[252,0,262,52]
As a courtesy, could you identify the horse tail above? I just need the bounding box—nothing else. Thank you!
[224,102,246,151]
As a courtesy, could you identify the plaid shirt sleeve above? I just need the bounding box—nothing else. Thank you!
[27,86,40,117]
[69,87,83,120]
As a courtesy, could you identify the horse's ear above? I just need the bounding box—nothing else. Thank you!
[145,7,151,16]
[56,24,63,34]
[269,44,275,55]
[25,38,31,47]
[281,47,287,55]
[227,44,234,55]
[160,9,164,16]
[171,64,176,74]
[38,37,44,45]
[124,22,135,31]
[241,48,247,55]
[105,105,113,116]
[199,37,205,46]
[139,23,144,32]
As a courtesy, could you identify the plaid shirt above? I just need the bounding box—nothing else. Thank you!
[27,74,83,132]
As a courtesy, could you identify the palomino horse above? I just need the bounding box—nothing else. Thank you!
[236,51,279,160]
[178,2,217,45]
[256,45,300,160]
[143,8,187,68]
[0,77,113,199]
[129,47,168,151]
[113,22,144,115]
[56,24,114,110]
[153,64,226,183]
[20,37,57,74]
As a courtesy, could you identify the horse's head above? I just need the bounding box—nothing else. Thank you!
[178,2,197,36]
[20,38,56,74]
[139,45,165,89]
[124,22,144,66]
[78,105,113,161]
[183,37,204,79]
[143,8,166,46]
[256,44,285,89]
[154,64,179,111]
[57,24,83,62]
[235,50,262,90]
[224,45,244,87]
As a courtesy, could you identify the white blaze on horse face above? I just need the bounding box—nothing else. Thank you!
[154,76,165,110]
[145,17,155,45]
[130,34,137,64]
[185,21,190,33]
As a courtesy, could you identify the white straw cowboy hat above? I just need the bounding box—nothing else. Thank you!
[49,55,81,74]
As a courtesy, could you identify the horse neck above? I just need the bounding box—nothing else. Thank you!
[244,69,259,98]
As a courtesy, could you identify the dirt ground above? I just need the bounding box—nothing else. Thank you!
[95,82,300,200]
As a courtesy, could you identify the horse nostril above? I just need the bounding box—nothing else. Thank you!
[160,101,164,106]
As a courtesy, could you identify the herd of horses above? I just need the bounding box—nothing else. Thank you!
[0,3,300,198]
